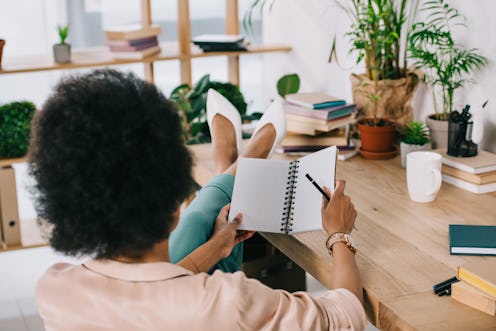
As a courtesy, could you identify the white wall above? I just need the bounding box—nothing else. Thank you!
[262,0,496,153]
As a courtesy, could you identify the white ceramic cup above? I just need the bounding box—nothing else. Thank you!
[406,151,442,203]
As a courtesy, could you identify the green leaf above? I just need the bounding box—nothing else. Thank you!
[276,73,300,97]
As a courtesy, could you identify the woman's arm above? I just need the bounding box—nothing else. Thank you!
[177,204,254,274]
[322,180,363,304]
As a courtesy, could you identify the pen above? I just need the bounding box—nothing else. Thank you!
[305,173,330,201]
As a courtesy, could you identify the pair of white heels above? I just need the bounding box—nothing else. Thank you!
[206,89,287,157]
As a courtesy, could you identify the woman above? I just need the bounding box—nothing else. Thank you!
[32,69,366,330]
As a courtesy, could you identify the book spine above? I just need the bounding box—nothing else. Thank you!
[282,160,299,234]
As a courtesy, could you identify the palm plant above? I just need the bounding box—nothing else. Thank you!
[408,0,487,120]
[335,0,420,81]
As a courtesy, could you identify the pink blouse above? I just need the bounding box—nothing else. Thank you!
[37,259,367,331]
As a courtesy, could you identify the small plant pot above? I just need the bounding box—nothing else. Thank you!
[0,39,5,69]
[358,118,397,159]
[53,43,71,64]
[425,114,448,149]
[400,142,431,168]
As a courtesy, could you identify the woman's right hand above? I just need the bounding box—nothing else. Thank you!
[321,180,357,235]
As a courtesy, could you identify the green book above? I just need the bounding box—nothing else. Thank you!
[449,224,496,256]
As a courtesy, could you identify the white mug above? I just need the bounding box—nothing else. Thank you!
[406,151,442,203]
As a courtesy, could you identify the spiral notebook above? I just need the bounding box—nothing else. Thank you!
[229,146,337,234]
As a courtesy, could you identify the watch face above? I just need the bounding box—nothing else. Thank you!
[345,234,357,249]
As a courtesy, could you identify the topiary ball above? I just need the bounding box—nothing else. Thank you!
[0,101,36,158]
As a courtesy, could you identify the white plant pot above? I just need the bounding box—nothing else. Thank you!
[400,142,432,168]
[53,43,71,64]
[425,115,448,149]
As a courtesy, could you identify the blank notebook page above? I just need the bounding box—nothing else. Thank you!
[291,146,336,233]
[229,158,290,232]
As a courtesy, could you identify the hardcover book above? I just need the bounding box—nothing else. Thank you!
[111,45,161,60]
[283,102,356,121]
[285,92,346,109]
[442,174,496,194]
[432,148,496,174]
[451,280,496,316]
[104,24,161,40]
[457,259,496,297]
[229,146,337,234]
[449,224,496,256]
[281,130,348,147]
[441,164,496,185]
[286,114,356,136]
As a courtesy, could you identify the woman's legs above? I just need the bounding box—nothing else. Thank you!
[169,114,275,273]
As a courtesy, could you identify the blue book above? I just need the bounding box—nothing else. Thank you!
[449,224,496,256]
[284,102,355,121]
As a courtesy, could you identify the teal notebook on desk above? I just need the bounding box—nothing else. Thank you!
[449,224,496,256]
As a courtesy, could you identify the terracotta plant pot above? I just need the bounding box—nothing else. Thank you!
[351,71,419,129]
[358,118,397,159]
[0,39,5,70]
[425,114,448,149]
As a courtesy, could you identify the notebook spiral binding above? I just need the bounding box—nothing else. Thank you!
[281,160,299,234]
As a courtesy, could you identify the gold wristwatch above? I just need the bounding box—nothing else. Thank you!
[325,232,357,256]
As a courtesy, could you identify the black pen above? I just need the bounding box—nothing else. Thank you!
[305,173,330,201]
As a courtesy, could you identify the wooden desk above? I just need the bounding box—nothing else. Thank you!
[189,143,496,331]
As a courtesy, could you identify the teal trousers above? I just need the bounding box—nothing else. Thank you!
[169,174,242,274]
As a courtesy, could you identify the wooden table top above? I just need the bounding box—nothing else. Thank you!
[188,142,496,331]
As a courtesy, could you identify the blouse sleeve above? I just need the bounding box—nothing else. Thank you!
[208,270,367,331]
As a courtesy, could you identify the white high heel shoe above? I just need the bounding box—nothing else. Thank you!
[206,89,243,151]
[249,98,287,158]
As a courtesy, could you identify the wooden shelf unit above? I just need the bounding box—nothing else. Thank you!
[0,0,291,252]
[0,0,291,86]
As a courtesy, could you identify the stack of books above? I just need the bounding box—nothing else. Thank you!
[104,24,161,60]
[432,148,496,194]
[284,92,356,136]
[451,259,496,316]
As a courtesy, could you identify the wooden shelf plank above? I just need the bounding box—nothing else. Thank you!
[0,156,27,167]
[0,243,47,252]
[191,44,292,59]
[0,42,182,75]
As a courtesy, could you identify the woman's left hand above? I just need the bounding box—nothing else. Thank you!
[210,204,255,258]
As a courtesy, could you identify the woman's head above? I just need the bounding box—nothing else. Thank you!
[29,69,194,259]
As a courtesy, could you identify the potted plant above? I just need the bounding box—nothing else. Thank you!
[408,0,487,149]
[170,74,248,144]
[53,24,71,64]
[328,0,421,159]
[0,101,36,158]
[400,120,430,167]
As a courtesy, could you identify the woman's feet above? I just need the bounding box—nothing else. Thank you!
[207,89,243,174]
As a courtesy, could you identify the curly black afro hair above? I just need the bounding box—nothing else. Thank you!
[29,69,194,259]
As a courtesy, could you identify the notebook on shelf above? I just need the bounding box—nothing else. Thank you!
[285,92,346,109]
[449,224,496,256]
[229,146,337,234]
